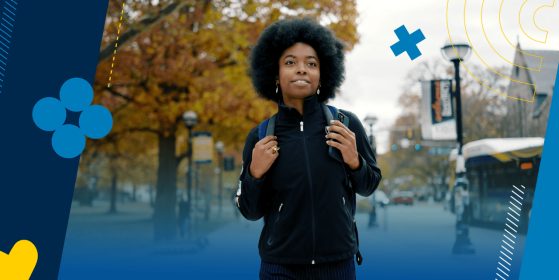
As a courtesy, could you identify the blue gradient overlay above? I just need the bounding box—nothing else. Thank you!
[519,65,559,279]
[60,204,526,279]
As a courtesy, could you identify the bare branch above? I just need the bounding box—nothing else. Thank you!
[99,0,213,62]
[104,85,135,102]
[99,1,191,62]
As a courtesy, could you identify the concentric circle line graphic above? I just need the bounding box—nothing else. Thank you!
[464,0,537,101]
[446,0,537,103]
[499,0,544,71]
[465,0,533,85]
[519,0,556,44]
[532,0,556,41]
[489,0,545,72]
[481,0,533,73]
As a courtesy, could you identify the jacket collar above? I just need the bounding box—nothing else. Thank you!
[277,94,321,123]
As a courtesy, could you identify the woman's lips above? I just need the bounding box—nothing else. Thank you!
[291,80,310,86]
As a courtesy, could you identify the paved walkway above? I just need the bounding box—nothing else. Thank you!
[59,201,526,279]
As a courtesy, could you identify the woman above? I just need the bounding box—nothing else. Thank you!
[236,18,382,279]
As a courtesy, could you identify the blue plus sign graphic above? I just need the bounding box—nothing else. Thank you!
[390,25,426,60]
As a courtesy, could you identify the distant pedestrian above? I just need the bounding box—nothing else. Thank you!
[178,199,191,238]
[368,194,378,228]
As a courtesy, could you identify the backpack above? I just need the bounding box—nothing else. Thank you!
[257,104,363,265]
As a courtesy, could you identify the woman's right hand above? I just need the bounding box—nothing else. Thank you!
[249,136,279,179]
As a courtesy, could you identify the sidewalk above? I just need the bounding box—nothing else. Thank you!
[355,203,526,280]
[60,200,249,279]
[59,201,526,279]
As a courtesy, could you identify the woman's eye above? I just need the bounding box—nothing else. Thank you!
[285,60,295,65]
[308,62,317,67]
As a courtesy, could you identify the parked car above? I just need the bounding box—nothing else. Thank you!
[391,191,414,206]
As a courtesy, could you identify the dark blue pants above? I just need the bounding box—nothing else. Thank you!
[260,258,356,280]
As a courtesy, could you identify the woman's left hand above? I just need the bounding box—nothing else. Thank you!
[326,120,360,170]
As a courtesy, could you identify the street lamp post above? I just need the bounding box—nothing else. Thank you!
[363,115,378,157]
[364,115,378,228]
[182,110,198,215]
[215,141,224,215]
[441,41,475,254]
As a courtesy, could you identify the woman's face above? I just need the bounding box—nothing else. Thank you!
[278,42,320,103]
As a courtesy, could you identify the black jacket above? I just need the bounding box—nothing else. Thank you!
[237,95,382,265]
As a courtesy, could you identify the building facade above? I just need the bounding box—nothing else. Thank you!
[505,44,559,137]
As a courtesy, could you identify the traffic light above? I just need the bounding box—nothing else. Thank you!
[414,143,422,151]
[391,144,398,152]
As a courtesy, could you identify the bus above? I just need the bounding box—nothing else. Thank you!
[449,137,543,233]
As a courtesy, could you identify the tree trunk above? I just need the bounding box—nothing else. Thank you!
[109,172,118,214]
[153,134,178,241]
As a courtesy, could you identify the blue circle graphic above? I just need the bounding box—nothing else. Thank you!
[52,124,86,158]
[32,97,66,132]
[59,77,93,112]
[79,105,113,139]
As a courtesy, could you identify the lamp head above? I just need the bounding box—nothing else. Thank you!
[441,41,471,62]
[182,110,198,127]
[215,141,224,152]
[364,115,378,127]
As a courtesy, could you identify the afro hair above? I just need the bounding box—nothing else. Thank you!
[250,18,345,103]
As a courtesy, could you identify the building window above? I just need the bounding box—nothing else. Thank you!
[533,92,547,118]
[514,66,519,77]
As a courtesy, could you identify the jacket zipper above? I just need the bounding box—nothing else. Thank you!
[275,203,283,223]
[342,196,351,219]
[301,120,316,264]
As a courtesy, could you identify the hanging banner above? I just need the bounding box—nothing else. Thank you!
[420,79,457,141]
[192,131,213,164]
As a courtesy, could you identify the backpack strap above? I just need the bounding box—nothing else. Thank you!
[324,105,362,265]
[258,115,277,140]
[323,104,335,123]
[324,104,351,165]
[324,104,349,127]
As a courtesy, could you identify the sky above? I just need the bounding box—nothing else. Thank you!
[330,0,559,154]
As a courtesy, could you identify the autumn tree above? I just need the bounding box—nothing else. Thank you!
[77,124,158,213]
[92,0,360,241]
